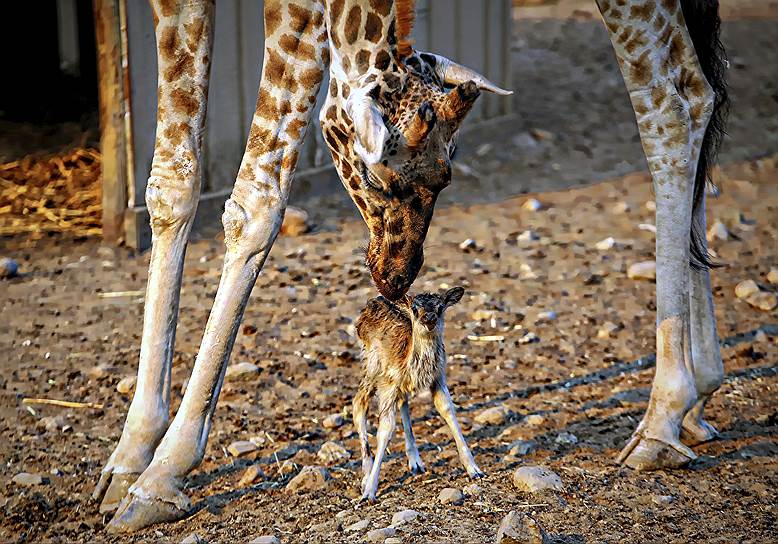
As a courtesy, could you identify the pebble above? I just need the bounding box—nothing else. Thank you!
[767,267,778,285]
[746,291,778,311]
[645,200,656,211]
[471,309,496,321]
[754,330,768,343]
[345,519,371,532]
[238,465,265,486]
[513,466,563,493]
[12,472,44,486]
[439,487,464,505]
[707,220,730,242]
[227,440,258,457]
[316,441,350,464]
[522,198,543,212]
[280,206,311,236]
[536,311,556,322]
[180,533,205,544]
[385,539,402,544]
[459,238,478,251]
[595,237,616,250]
[116,375,136,395]
[367,527,397,542]
[0,257,19,279]
[286,465,330,493]
[517,230,540,243]
[518,332,539,345]
[475,405,509,426]
[554,432,578,446]
[735,279,759,299]
[278,459,297,475]
[612,201,631,214]
[37,415,65,433]
[322,414,344,429]
[596,321,619,339]
[627,261,656,280]
[652,494,675,506]
[529,128,553,141]
[524,414,546,427]
[225,362,260,381]
[495,511,545,544]
[508,440,536,456]
[391,509,420,525]
[462,483,482,497]
[249,537,280,544]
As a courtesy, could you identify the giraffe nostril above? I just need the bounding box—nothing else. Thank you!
[390,273,407,290]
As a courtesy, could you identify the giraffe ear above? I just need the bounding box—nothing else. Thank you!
[347,89,388,165]
[426,53,513,96]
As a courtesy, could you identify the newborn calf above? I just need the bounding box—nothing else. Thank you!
[353,287,483,501]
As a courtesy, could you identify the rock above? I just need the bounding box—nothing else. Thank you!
[278,459,297,475]
[249,537,280,544]
[225,362,260,381]
[12,472,44,486]
[536,311,556,322]
[37,415,65,433]
[513,466,563,493]
[735,279,760,299]
[707,220,730,242]
[522,198,543,212]
[116,375,136,395]
[595,237,616,250]
[280,206,311,236]
[0,257,19,279]
[463,483,482,497]
[228,440,258,457]
[508,440,536,456]
[391,509,419,525]
[638,223,656,233]
[367,527,397,542]
[517,230,540,243]
[596,321,619,339]
[459,238,478,251]
[612,202,631,214]
[472,309,496,321]
[475,405,509,426]
[286,465,330,493]
[627,261,656,281]
[518,332,539,345]
[385,539,402,544]
[652,494,675,506]
[529,128,553,141]
[316,441,350,464]
[746,291,778,311]
[180,533,205,544]
[645,200,656,212]
[524,414,545,427]
[238,465,265,486]
[322,414,344,429]
[439,487,464,505]
[345,519,371,532]
[554,432,578,446]
[754,330,768,343]
[767,267,778,285]
[495,511,545,544]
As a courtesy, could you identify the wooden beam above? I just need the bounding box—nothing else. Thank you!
[93,0,128,245]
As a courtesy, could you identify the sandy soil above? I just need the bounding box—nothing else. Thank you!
[1,9,777,544]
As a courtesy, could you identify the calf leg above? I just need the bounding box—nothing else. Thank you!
[361,401,396,502]
[353,384,374,488]
[94,0,214,513]
[432,381,484,479]
[400,396,425,474]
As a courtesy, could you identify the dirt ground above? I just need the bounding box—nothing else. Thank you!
[1,7,778,544]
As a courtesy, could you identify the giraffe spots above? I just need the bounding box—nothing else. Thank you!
[348,174,361,192]
[264,0,283,36]
[353,193,367,211]
[375,50,391,70]
[296,103,309,113]
[356,49,371,74]
[157,0,177,18]
[162,121,190,147]
[282,149,300,171]
[341,83,350,98]
[325,131,342,153]
[345,5,362,44]
[331,125,350,148]
[170,88,199,117]
[256,88,280,120]
[669,33,686,66]
[629,2,653,21]
[330,0,345,27]
[369,0,392,17]
[184,19,207,52]
[340,161,353,179]
[286,118,307,140]
[264,49,290,85]
[288,3,313,34]
[651,86,667,108]
[239,163,256,182]
[299,67,324,89]
[365,12,383,43]
[653,13,666,31]
[325,105,338,122]
[279,100,292,116]
[341,55,352,73]
[159,27,180,61]
[279,33,316,59]
[629,50,652,87]
[330,79,338,98]
[247,124,274,155]
[165,51,195,82]
[386,216,405,236]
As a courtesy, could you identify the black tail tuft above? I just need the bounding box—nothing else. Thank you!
[681,0,730,269]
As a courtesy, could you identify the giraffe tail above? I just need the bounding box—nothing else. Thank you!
[681,0,730,270]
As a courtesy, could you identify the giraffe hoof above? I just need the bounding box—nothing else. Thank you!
[106,492,188,533]
[468,468,486,479]
[681,417,719,446]
[618,436,696,471]
[94,471,140,514]
[408,463,426,475]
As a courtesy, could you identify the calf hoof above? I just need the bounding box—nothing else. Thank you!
[106,493,189,533]
[94,471,140,514]
[618,436,696,471]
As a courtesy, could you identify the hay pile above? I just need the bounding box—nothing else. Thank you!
[0,148,102,238]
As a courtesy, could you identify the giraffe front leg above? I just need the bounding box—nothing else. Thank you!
[93,0,214,513]
[361,401,396,502]
[400,396,425,475]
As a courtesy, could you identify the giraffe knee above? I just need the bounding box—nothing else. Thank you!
[145,174,199,235]
[221,192,283,256]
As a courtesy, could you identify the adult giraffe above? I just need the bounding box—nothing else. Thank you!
[93,0,728,532]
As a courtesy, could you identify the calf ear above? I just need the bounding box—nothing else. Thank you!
[444,287,465,307]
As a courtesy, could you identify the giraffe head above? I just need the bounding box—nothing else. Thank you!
[321,1,511,300]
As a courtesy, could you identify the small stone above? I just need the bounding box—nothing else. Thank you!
[228,440,258,457]
[0,257,18,279]
[12,472,44,486]
[495,511,545,544]
[508,440,535,456]
[536,311,556,322]
[238,465,265,486]
[391,509,419,526]
[475,405,509,426]
[316,441,350,464]
[459,238,478,251]
[518,332,539,345]
[652,494,675,506]
[746,291,778,311]
[554,432,578,446]
[754,330,768,343]
[517,230,540,243]
[524,414,545,427]
[385,539,402,544]
[345,519,371,532]
[595,237,616,250]
[278,459,297,475]
[645,200,656,211]
[706,220,729,242]
[612,201,631,214]
[472,309,496,321]
[522,198,543,212]
[180,533,205,544]
[596,321,619,339]
[322,414,344,429]
[280,206,311,236]
[116,376,136,395]
[735,279,760,299]
[37,415,65,433]
[367,527,397,542]
[249,536,280,544]
[513,466,563,493]
[225,362,260,381]
[463,483,482,497]
[286,465,330,493]
[767,267,778,285]
[529,128,553,141]
[627,261,656,280]
[439,487,464,505]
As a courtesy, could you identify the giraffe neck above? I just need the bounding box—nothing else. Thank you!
[326,0,406,84]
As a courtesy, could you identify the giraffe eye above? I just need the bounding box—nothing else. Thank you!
[360,163,384,192]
